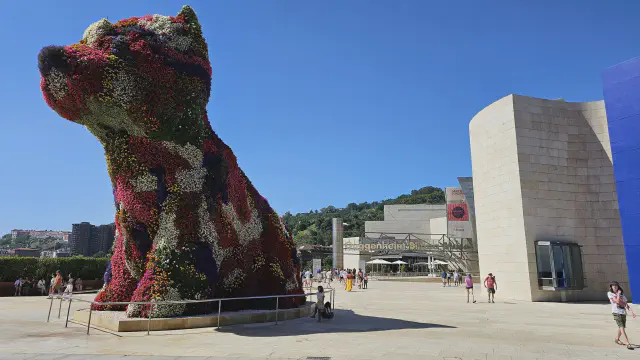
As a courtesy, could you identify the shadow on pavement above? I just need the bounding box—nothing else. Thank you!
[217,309,455,336]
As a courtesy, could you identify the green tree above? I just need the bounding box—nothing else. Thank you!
[92,251,107,258]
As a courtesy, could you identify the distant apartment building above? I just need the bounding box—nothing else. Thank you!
[14,248,40,257]
[94,223,116,255]
[40,249,71,258]
[70,222,115,256]
[11,229,71,241]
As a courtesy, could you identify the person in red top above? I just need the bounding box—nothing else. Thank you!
[483,273,497,303]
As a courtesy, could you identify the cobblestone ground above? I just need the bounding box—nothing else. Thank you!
[2,280,639,360]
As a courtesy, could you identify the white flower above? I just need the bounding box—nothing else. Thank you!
[223,268,245,290]
[110,70,140,106]
[126,287,185,318]
[83,18,112,46]
[47,69,67,100]
[153,209,178,249]
[221,202,263,245]
[122,233,143,280]
[198,196,230,271]
[285,278,299,291]
[176,167,207,192]
[82,99,146,138]
[163,142,203,167]
[150,287,186,318]
[130,172,157,192]
[168,36,192,52]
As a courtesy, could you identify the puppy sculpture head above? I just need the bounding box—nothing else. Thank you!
[38,6,211,144]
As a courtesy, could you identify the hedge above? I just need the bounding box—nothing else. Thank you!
[0,256,109,282]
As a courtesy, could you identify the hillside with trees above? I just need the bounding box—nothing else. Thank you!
[282,186,445,246]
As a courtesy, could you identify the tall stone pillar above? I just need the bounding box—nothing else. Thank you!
[332,218,344,269]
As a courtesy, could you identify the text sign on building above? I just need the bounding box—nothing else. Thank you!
[446,187,466,203]
[446,187,473,238]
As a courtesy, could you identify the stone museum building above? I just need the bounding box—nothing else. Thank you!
[469,54,640,302]
[470,94,627,302]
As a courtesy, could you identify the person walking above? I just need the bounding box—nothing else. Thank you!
[484,273,497,303]
[325,269,333,284]
[363,273,368,289]
[448,271,453,287]
[346,271,354,292]
[48,273,56,296]
[14,278,22,296]
[609,281,635,349]
[465,273,476,303]
[76,278,83,292]
[453,270,459,287]
[53,271,63,295]
[441,270,447,287]
[37,278,46,296]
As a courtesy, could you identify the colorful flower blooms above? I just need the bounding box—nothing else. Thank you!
[39,5,303,318]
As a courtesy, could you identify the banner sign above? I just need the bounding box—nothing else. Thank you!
[446,187,466,203]
[446,187,472,238]
[313,258,322,273]
[447,203,469,221]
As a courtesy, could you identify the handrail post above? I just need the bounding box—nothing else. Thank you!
[58,296,63,319]
[86,307,93,335]
[217,299,221,329]
[333,288,336,310]
[275,297,279,325]
[65,298,72,328]
[147,303,152,335]
[47,296,54,322]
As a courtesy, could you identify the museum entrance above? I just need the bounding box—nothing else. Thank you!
[341,232,478,276]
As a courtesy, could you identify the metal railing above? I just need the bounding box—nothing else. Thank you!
[46,288,335,335]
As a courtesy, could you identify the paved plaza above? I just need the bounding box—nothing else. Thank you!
[1,280,639,360]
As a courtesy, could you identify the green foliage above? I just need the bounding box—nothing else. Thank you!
[322,254,333,269]
[0,256,109,282]
[283,186,445,246]
[0,234,66,251]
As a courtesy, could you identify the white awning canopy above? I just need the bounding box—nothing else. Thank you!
[366,259,392,265]
[392,260,408,265]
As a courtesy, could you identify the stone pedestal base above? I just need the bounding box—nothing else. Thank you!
[73,304,313,332]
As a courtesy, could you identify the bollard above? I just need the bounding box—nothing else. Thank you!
[65,298,72,328]
[58,297,63,319]
[217,300,221,329]
[47,296,54,322]
[147,303,152,335]
[333,288,336,310]
[86,307,93,335]
[275,297,279,325]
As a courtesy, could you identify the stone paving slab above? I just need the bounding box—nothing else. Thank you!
[2,281,640,359]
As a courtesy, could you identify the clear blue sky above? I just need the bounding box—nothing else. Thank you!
[1,1,639,234]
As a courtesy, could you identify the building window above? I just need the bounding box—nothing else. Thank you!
[535,241,584,290]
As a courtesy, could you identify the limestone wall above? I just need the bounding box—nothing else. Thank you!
[470,95,532,301]
[512,95,628,301]
[470,94,629,302]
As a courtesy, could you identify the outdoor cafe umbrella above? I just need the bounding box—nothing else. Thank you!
[366,259,391,273]
[392,260,408,274]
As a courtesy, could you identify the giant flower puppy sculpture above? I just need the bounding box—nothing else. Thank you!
[38,6,303,318]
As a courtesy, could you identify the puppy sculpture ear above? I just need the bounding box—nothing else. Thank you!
[83,18,113,46]
[177,5,208,58]
[178,5,200,25]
